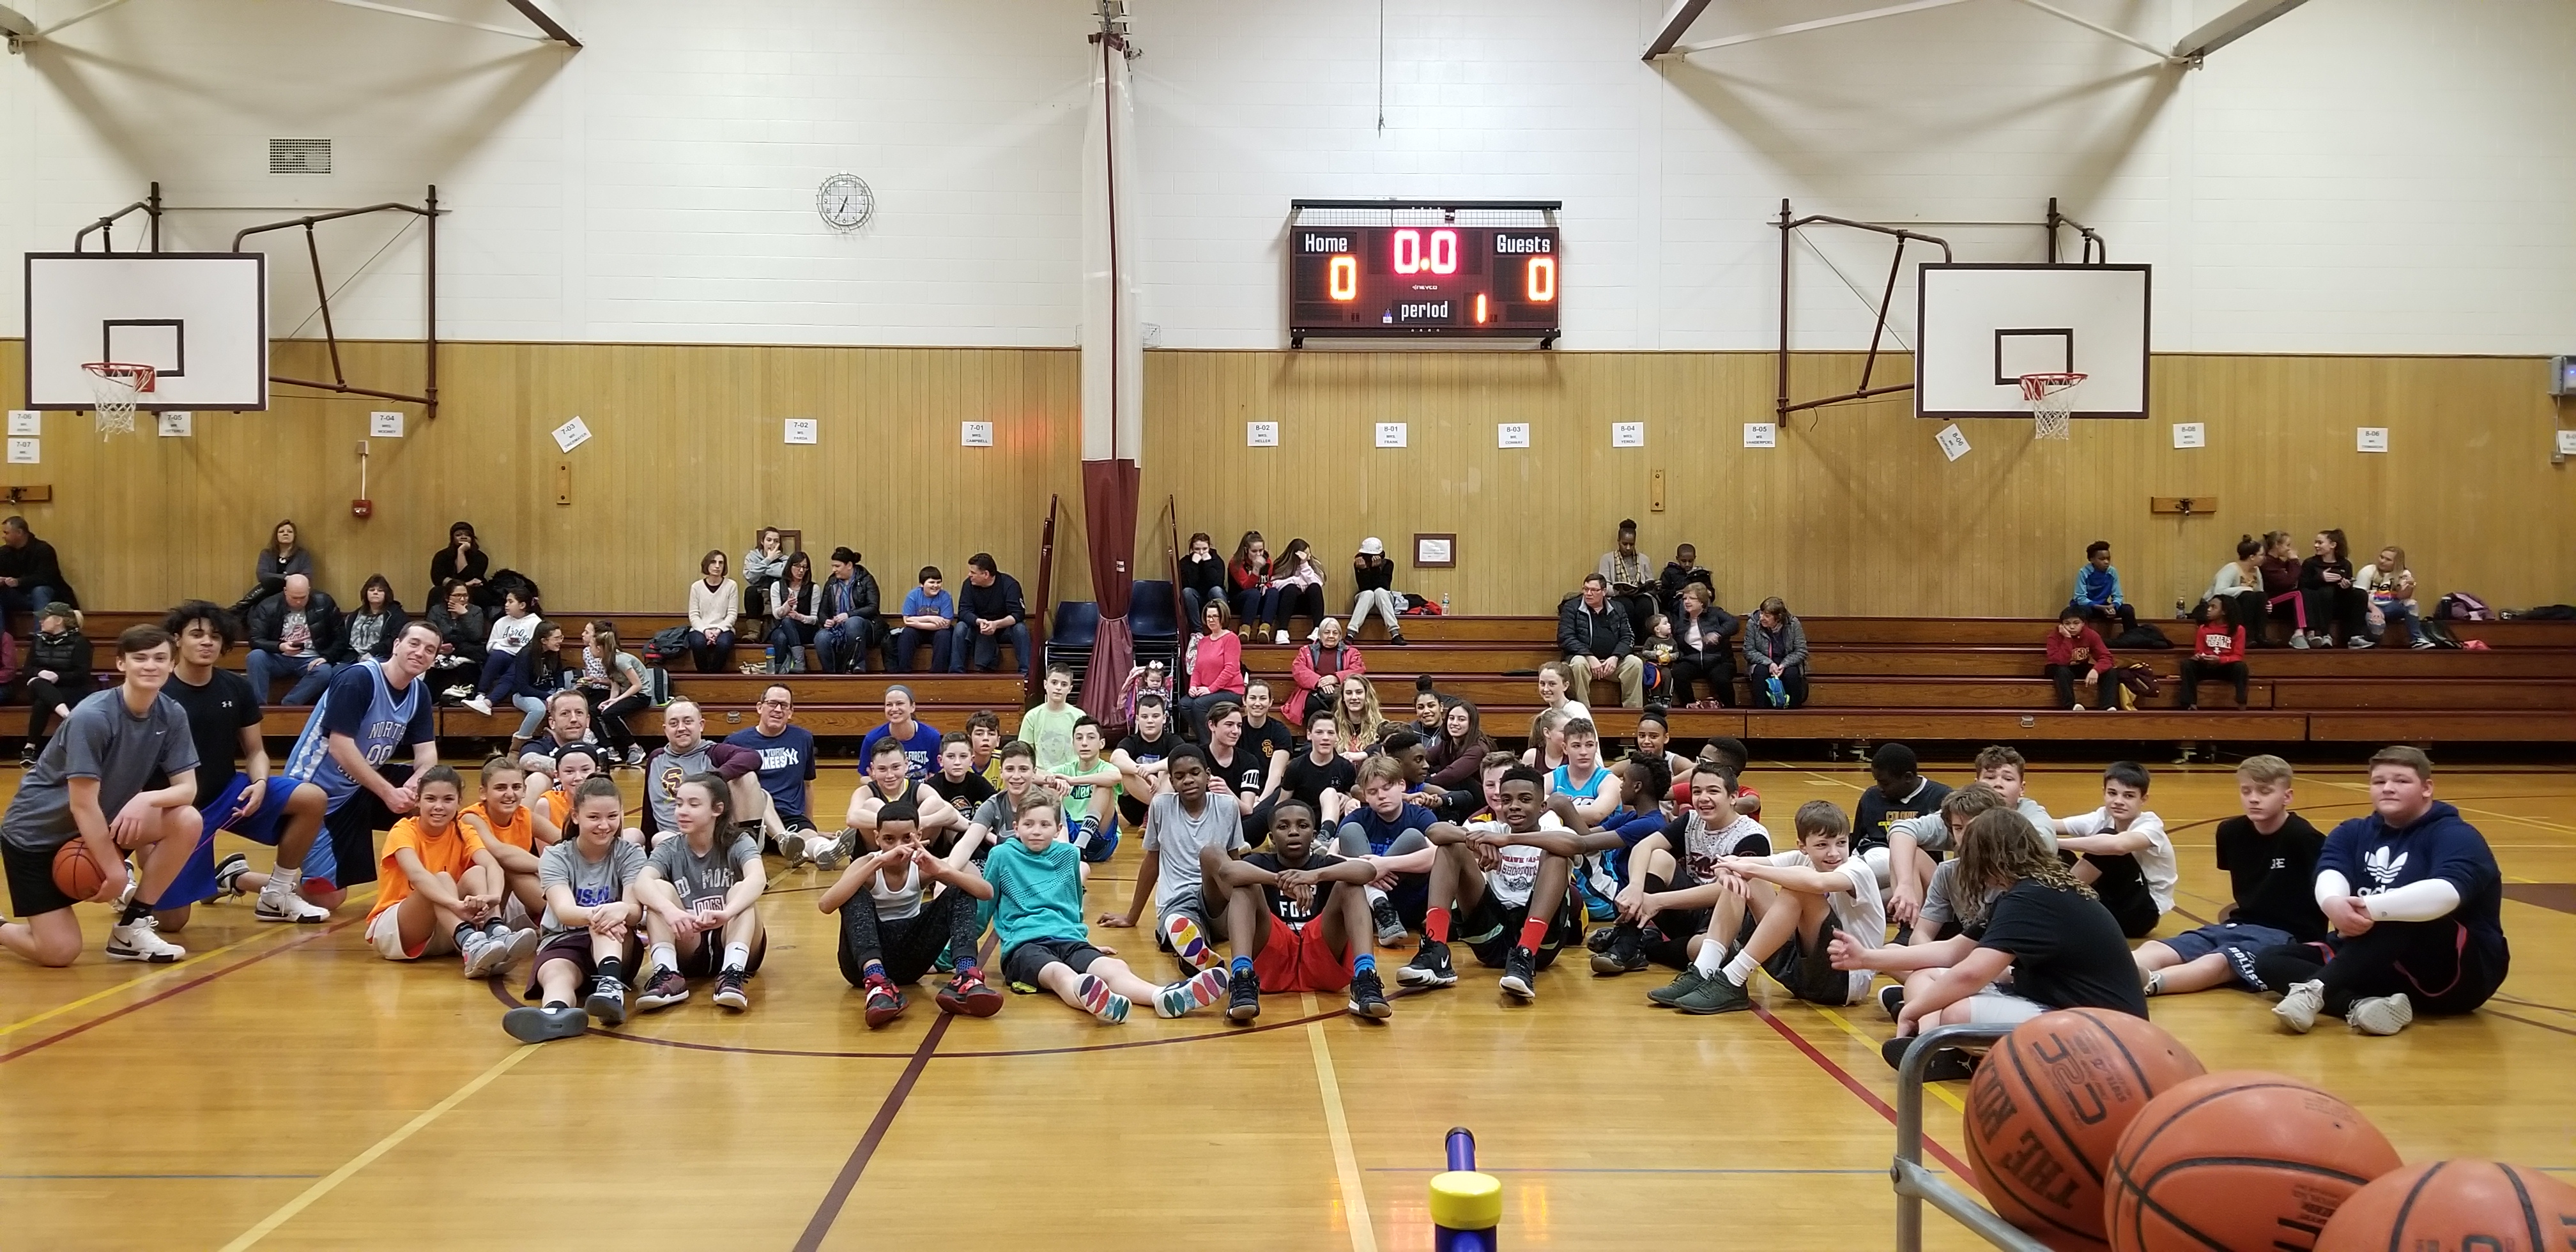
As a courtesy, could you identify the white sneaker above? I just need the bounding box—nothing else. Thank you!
[107,917,186,963]
[1274,630,1291,644]
[2288,633,2310,650]
[462,696,493,716]
[2347,992,2414,1036]
[254,888,331,924]
[2273,978,2324,1034]
[460,933,510,979]
[777,833,810,870]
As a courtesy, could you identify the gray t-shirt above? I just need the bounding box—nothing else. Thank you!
[647,832,758,912]
[1144,790,1245,907]
[537,837,647,938]
[643,742,717,832]
[3,689,199,852]
[970,790,1022,836]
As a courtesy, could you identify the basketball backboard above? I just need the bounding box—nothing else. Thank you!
[22,252,268,411]
[1915,263,2149,420]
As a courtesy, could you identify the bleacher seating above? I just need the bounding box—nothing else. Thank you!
[35,609,2575,747]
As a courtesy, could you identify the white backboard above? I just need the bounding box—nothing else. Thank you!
[1916,263,2149,420]
[23,253,268,411]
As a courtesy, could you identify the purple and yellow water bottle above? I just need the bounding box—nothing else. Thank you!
[1430,1127,1500,1252]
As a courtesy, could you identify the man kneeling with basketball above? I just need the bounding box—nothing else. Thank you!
[1,626,204,966]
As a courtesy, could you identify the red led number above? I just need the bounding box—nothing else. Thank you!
[1393,229,1460,276]
[1525,256,1556,302]
[1328,255,1357,301]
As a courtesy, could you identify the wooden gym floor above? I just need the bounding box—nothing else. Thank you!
[1,760,2569,1250]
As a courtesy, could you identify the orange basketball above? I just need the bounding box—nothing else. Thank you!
[2106,1071,2402,1252]
[52,840,107,900]
[1962,1009,2206,1251]
[2315,1159,2576,1251]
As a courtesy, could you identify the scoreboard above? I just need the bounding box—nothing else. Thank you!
[1287,201,1561,346]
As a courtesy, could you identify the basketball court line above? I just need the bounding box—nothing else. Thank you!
[0,1172,323,1180]
[215,1043,538,1251]
[1367,1166,1901,1175]
[1749,999,1973,1177]
[792,1012,953,1252]
[1805,1000,1967,1114]
[1300,991,1381,1252]
[0,890,376,1039]
[0,910,367,1064]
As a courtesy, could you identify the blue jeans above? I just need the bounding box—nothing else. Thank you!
[1,584,57,634]
[2374,600,2426,644]
[816,620,873,673]
[769,618,818,671]
[1232,585,1283,632]
[247,651,339,705]
[479,648,521,701]
[889,625,951,673]
[1182,586,1215,637]
[949,620,1031,673]
[512,691,552,739]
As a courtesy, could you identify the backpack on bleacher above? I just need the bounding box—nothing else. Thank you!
[2112,662,2161,710]
[644,626,692,668]
[2434,592,2493,622]
[2109,623,2173,650]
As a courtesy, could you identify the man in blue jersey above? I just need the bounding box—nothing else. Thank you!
[261,620,444,913]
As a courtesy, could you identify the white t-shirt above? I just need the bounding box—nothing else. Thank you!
[1678,813,1771,885]
[1887,798,2057,855]
[2059,807,2177,914]
[1467,815,1567,910]
[1770,849,1886,1002]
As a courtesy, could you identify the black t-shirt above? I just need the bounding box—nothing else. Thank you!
[166,668,261,808]
[924,770,996,816]
[1205,745,1272,800]
[1977,880,2150,1018]
[1855,777,1953,853]
[1282,753,1358,813]
[1243,850,1346,927]
[2214,813,2328,942]
[1241,717,1294,765]
[1115,730,1184,821]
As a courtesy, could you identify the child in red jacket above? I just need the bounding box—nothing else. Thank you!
[2177,599,2248,710]
[2043,607,2117,711]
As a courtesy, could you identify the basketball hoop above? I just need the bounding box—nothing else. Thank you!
[81,362,157,438]
[2020,371,2085,441]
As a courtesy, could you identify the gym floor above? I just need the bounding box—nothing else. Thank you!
[1,759,2569,1250]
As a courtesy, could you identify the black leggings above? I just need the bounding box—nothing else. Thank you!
[2045,663,2116,711]
[583,689,649,752]
[1671,655,1736,706]
[2251,921,2501,1015]
[837,887,983,987]
[1277,584,1324,634]
[22,677,79,741]
[2176,659,2248,709]
[2301,585,2368,641]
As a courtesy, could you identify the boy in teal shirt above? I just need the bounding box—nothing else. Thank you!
[986,795,1225,1023]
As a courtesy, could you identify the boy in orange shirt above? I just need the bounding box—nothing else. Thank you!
[364,765,540,977]
[459,755,548,931]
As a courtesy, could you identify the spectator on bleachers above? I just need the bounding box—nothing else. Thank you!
[1669,583,1740,709]
[2177,599,2248,711]
[740,528,788,620]
[1597,519,1657,642]
[891,566,955,674]
[2258,530,2303,645]
[686,549,740,674]
[344,575,406,663]
[1537,660,1594,726]
[816,547,882,674]
[1426,699,1492,791]
[1179,532,1227,639]
[2297,528,2368,649]
[426,580,487,697]
[427,520,491,607]
[234,519,313,615]
[510,621,572,753]
[1347,537,1406,645]
[2070,540,2137,635]
[17,603,90,765]
[578,620,650,765]
[1227,531,1281,642]
[1330,679,1388,761]
[951,553,1031,675]
[1287,618,1365,729]
[2044,606,2118,712]
[460,588,541,715]
[2205,535,2266,639]
[1560,574,1646,710]
[1273,538,1326,644]
[767,551,823,673]
[1744,597,1810,709]
[0,516,72,635]
[245,574,347,706]
[2359,545,2433,649]
[1657,542,1713,620]
[1182,599,1245,740]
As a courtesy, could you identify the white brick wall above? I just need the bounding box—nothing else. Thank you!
[1,0,2568,353]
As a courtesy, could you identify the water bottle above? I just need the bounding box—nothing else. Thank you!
[1439,592,1451,615]
[763,644,777,673]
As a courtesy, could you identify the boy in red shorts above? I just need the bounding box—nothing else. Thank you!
[1204,797,1392,1023]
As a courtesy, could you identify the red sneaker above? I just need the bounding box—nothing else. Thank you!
[935,968,1004,1018]
[862,978,907,1028]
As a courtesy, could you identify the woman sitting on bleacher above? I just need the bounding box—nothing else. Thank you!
[2204,535,2265,638]
[740,527,788,620]
[1182,599,1245,740]
[344,575,407,663]
[1347,537,1406,645]
[18,603,91,765]
[1287,617,1365,728]
[2359,546,2434,649]
[2297,528,2368,649]
[578,621,649,766]
[1669,582,1740,709]
[1179,531,1226,639]
[767,552,824,673]
[2257,530,2303,645]
[1743,597,1809,709]
[234,519,314,614]
[687,549,740,673]
[1274,538,1328,643]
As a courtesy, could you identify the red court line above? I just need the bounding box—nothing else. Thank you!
[791,1005,953,1252]
[1,915,362,1064]
[1750,1000,1972,1177]
[2486,1009,2576,1040]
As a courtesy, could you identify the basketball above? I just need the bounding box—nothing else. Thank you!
[2105,1072,2402,1252]
[2315,1159,2576,1251]
[51,841,108,901]
[1962,1009,2207,1251]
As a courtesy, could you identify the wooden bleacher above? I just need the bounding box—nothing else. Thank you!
[36,609,2576,748]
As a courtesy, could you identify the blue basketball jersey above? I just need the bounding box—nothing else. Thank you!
[283,660,432,809]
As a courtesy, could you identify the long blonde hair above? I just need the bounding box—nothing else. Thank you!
[1337,680,1386,754]
[1953,809,2092,928]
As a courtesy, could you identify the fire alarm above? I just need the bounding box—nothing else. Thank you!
[351,499,372,519]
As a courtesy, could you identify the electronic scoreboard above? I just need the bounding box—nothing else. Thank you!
[1287,201,1561,346]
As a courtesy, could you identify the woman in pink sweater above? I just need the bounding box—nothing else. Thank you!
[1183,599,1245,740]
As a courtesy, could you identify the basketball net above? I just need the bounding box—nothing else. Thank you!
[2020,371,2085,441]
[82,362,155,438]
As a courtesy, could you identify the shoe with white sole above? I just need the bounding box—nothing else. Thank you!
[2273,979,2324,1034]
[461,696,493,715]
[2346,992,2414,1036]
[107,917,186,963]
[254,889,331,924]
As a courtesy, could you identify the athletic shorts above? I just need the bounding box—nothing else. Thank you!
[1459,890,1577,971]
[1252,913,1351,994]
[1760,909,1860,1006]
[675,930,769,978]
[164,774,310,906]
[1959,987,2048,1026]
[2159,922,2296,991]
[3,837,79,919]
[366,906,458,961]
[1636,873,1712,969]
[313,763,415,891]
[1001,936,1107,987]
[524,929,636,1001]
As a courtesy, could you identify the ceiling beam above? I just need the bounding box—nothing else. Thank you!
[2004,0,2179,62]
[1641,0,1711,60]
[2172,0,2308,61]
[502,0,578,48]
[1672,0,1973,56]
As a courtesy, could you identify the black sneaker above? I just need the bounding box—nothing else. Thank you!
[503,1004,588,1044]
[1881,1035,1978,1081]
[1498,945,1538,1000]
[1226,965,1262,1021]
[1397,939,1457,988]
[1583,926,1614,954]
[1368,896,1408,947]
[1877,983,1905,1019]
[1347,968,1392,1019]
[1590,924,1646,976]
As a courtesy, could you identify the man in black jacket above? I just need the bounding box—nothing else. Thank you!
[1558,575,1644,709]
[245,575,348,706]
[816,546,883,673]
[0,515,72,634]
[949,553,1029,675]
